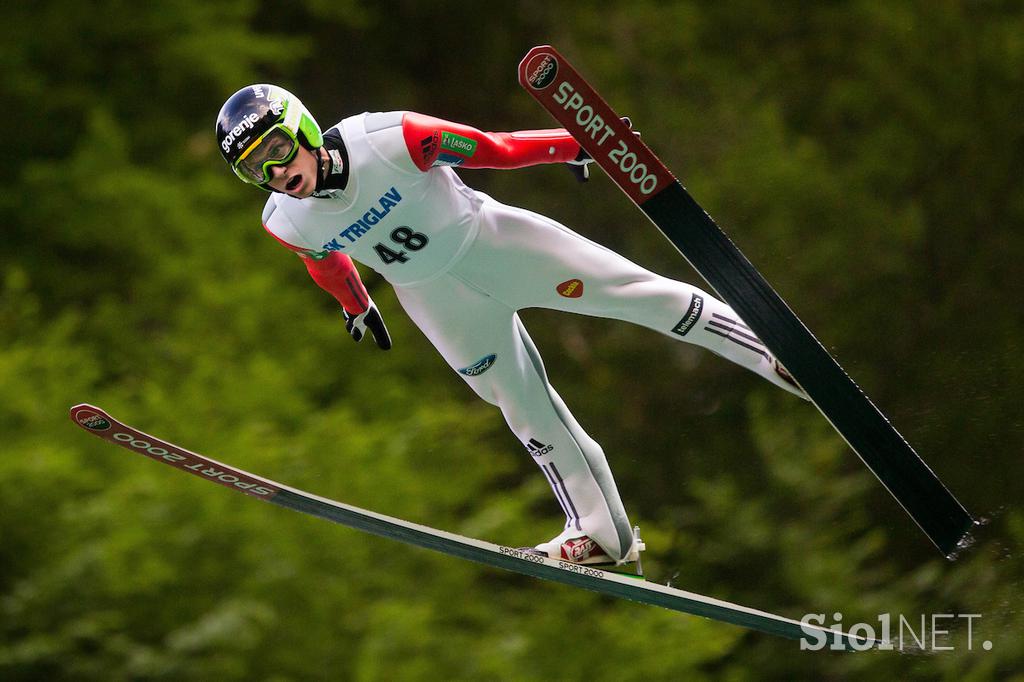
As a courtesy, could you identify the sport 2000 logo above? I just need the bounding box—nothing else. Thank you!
[76,409,111,431]
[110,432,277,497]
[524,52,558,90]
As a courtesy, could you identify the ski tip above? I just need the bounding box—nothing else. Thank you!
[523,44,556,57]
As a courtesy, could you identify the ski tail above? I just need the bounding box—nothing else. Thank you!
[518,45,976,557]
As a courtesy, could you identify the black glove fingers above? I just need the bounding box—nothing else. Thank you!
[364,307,393,350]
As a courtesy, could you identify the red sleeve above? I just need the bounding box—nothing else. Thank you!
[263,224,370,315]
[302,252,370,315]
[401,112,582,171]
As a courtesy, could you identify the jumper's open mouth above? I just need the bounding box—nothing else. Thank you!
[286,175,302,192]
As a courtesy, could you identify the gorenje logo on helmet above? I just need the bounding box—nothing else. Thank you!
[221,112,262,153]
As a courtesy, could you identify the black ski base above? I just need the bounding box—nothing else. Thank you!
[643,182,977,556]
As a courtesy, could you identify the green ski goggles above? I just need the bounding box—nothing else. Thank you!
[233,124,300,185]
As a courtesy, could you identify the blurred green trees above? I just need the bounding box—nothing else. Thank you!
[2,1,1022,679]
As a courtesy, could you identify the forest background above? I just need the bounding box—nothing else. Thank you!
[3,1,1022,679]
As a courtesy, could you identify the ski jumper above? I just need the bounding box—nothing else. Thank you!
[261,111,804,562]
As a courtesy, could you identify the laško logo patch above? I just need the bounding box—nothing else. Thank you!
[557,279,584,298]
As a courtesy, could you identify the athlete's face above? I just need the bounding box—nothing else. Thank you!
[266,145,321,198]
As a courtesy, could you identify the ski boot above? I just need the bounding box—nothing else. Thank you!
[522,526,646,576]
